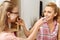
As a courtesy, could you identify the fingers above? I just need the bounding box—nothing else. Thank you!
[17,18,24,23]
[41,17,47,23]
[15,18,25,26]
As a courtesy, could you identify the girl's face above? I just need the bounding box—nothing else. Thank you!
[8,7,19,22]
[43,6,57,21]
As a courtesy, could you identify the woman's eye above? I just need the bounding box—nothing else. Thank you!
[43,11,46,13]
[43,11,51,14]
[48,11,51,13]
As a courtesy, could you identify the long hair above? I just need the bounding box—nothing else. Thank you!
[0,1,10,31]
[0,1,16,31]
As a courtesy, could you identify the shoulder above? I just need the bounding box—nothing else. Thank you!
[0,32,20,40]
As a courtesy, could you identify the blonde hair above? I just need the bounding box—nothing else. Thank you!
[0,1,12,31]
[0,1,19,32]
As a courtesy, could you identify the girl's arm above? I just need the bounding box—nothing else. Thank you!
[16,18,35,37]
[22,23,35,37]
[18,18,45,38]
[22,17,46,37]
[27,18,44,40]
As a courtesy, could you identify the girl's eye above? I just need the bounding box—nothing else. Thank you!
[48,11,51,13]
[10,12,18,14]
[43,11,51,14]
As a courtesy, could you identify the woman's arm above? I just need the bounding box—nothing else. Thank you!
[22,18,46,37]
[26,18,44,40]
[22,23,39,37]
[17,18,39,37]
[18,18,45,38]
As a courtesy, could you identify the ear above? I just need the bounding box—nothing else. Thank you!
[54,13,57,17]
[7,12,10,17]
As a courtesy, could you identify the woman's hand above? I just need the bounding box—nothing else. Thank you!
[15,18,25,27]
[35,17,47,27]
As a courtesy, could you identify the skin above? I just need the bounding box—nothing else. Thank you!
[7,6,19,23]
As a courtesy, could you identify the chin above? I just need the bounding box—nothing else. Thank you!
[46,18,50,21]
[11,20,16,23]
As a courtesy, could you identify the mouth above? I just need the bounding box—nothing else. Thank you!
[45,16,49,18]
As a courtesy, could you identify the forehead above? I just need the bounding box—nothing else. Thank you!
[12,6,18,12]
[44,6,54,11]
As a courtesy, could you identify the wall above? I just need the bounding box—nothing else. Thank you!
[21,0,40,29]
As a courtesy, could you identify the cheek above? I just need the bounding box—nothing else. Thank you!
[47,14,54,20]
[9,14,18,20]
[14,15,18,18]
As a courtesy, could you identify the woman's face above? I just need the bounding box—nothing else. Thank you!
[43,6,57,21]
[8,6,19,22]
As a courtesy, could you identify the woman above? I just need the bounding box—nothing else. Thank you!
[21,2,60,40]
[0,0,47,40]
[37,2,60,40]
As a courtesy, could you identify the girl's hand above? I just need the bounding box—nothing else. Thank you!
[35,17,47,26]
[15,18,25,27]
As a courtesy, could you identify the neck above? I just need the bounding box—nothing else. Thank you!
[8,18,11,23]
[4,27,11,33]
[47,19,54,25]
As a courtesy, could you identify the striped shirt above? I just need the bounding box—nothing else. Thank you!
[37,21,59,40]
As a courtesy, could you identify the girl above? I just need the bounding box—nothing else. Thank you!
[37,2,60,40]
